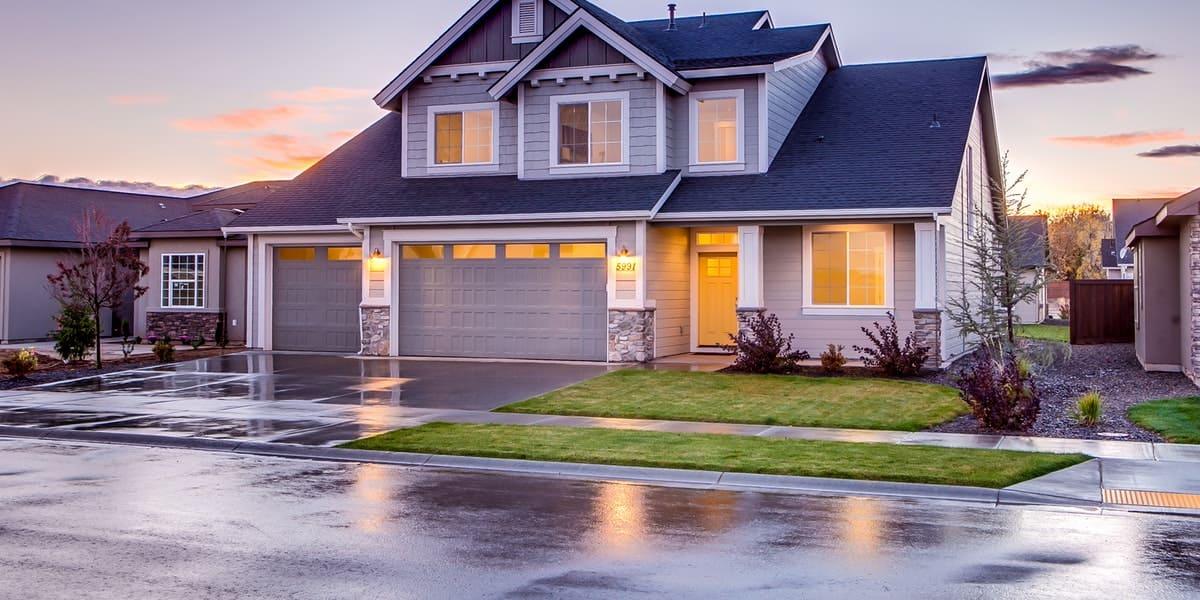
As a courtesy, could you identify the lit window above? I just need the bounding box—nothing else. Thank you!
[696,232,738,246]
[401,245,444,260]
[434,109,493,165]
[452,244,496,260]
[276,247,315,261]
[559,243,606,259]
[161,253,205,308]
[810,230,888,307]
[505,244,550,259]
[696,97,738,163]
[556,99,623,165]
[327,247,362,261]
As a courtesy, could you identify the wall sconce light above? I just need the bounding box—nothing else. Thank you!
[618,245,631,257]
[368,248,388,272]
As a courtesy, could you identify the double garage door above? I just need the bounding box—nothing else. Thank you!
[396,242,607,361]
[272,242,607,360]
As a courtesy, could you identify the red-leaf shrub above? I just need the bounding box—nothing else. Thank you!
[956,352,1041,431]
[723,312,809,374]
[852,312,929,377]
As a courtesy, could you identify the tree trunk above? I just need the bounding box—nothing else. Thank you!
[94,310,103,369]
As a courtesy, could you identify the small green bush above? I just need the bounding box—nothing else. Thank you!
[189,335,205,350]
[2,348,38,378]
[153,340,175,363]
[1074,391,1103,427]
[52,305,96,363]
[820,344,847,374]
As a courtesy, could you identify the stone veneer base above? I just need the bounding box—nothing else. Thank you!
[146,311,222,343]
[608,308,655,363]
[360,306,390,356]
[912,309,942,369]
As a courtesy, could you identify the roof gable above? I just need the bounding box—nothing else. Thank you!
[539,28,631,69]
[432,0,571,66]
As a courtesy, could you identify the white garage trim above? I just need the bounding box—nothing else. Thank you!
[248,232,361,351]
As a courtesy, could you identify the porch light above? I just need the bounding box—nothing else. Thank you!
[368,248,388,272]
[618,245,631,257]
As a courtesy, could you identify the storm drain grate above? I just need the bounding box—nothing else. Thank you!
[1103,489,1200,509]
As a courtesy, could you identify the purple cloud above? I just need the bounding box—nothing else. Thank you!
[994,44,1159,89]
[1,175,216,196]
[1137,145,1200,158]
[1041,45,1160,63]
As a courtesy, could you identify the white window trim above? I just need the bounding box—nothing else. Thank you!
[689,89,745,172]
[802,223,894,316]
[548,90,631,174]
[511,0,544,44]
[161,252,206,309]
[425,102,501,175]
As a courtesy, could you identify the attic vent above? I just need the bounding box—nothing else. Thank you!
[512,0,543,43]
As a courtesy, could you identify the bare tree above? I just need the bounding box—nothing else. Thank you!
[946,152,1044,354]
[47,208,149,368]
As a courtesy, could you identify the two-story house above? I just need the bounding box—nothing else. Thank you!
[219,0,1001,366]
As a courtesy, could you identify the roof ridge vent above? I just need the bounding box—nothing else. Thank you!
[666,3,677,31]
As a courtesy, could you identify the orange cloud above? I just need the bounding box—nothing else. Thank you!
[1049,130,1190,147]
[108,94,169,106]
[226,131,355,175]
[173,105,314,132]
[269,87,372,103]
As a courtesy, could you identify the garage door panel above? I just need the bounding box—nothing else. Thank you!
[397,243,606,361]
[272,247,362,353]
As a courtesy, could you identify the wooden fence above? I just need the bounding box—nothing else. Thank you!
[1068,279,1134,345]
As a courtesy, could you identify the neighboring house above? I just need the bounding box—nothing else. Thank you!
[0,181,193,342]
[130,181,283,344]
[1123,187,1200,382]
[1100,238,1134,279]
[222,0,1002,367]
[1011,215,1049,324]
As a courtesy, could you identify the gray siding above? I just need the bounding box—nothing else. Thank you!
[646,225,690,357]
[766,53,827,165]
[542,30,630,68]
[433,0,569,65]
[940,103,990,362]
[762,224,917,358]
[404,77,518,177]
[225,246,248,342]
[521,77,659,179]
[668,75,761,175]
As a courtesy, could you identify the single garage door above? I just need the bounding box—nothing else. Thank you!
[272,246,362,352]
[396,242,607,361]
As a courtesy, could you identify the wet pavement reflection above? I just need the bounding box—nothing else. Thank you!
[0,352,610,446]
[1,438,1196,599]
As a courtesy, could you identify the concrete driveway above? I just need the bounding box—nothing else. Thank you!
[0,352,610,446]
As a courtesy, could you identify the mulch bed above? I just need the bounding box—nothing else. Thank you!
[929,341,1198,442]
[0,347,243,391]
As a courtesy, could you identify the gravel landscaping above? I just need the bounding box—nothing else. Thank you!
[930,341,1198,441]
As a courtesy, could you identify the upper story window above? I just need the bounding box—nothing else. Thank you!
[804,224,893,312]
[550,92,629,173]
[511,0,544,44]
[161,253,205,308]
[689,90,744,171]
[426,103,499,172]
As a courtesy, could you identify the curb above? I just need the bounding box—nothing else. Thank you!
[0,426,1092,510]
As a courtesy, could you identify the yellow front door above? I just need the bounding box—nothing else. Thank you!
[698,253,738,346]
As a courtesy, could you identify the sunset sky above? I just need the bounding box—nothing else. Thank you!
[1,0,1197,211]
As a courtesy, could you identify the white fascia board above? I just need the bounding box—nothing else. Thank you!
[679,65,772,78]
[648,172,682,218]
[423,60,519,79]
[488,10,688,100]
[771,27,832,72]
[338,211,651,226]
[651,206,953,222]
[753,11,774,30]
[222,225,349,235]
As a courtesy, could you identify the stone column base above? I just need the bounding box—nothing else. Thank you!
[912,309,942,369]
[360,306,391,356]
[146,311,221,342]
[735,307,766,339]
[608,308,655,363]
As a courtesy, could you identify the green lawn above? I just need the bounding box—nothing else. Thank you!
[1016,324,1070,343]
[344,423,1089,489]
[497,369,967,431]
[1129,398,1200,444]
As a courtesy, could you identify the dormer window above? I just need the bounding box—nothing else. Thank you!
[689,90,745,172]
[511,0,543,44]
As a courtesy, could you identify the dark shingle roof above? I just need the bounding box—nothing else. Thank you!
[190,180,285,210]
[1101,238,1133,268]
[1010,214,1047,268]
[228,113,680,228]
[0,182,194,244]
[659,56,987,214]
[136,208,244,235]
[628,13,828,69]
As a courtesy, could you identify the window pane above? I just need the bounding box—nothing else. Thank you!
[327,247,363,261]
[848,231,886,306]
[697,232,738,246]
[558,103,588,164]
[589,100,622,164]
[401,245,444,260]
[697,97,737,163]
[505,243,550,259]
[559,243,605,259]
[452,244,496,260]
[462,109,493,164]
[278,247,315,261]
[811,232,847,305]
[435,112,463,165]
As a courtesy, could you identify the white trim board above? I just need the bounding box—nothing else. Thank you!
[339,210,649,226]
[651,207,952,222]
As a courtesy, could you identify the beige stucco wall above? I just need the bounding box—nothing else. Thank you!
[1134,236,1181,370]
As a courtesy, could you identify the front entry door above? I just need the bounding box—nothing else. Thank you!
[698,253,738,346]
